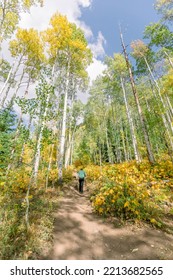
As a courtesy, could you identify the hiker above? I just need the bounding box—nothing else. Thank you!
[77,167,86,193]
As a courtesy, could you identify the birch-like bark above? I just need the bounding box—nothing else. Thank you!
[65,131,73,168]
[33,87,51,183]
[149,82,173,151]
[8,69,25,109]
[0,56,23,108]
[144,56,173,135]
[120,30,155,163]
[58,57,71,183]
[25,68,55,228]
[64,81,75,168]
[45,143,54,189]
[0,58,16,97]
[120,77,141,162]
[105,128,112,163]
[120,121,128,162]
[17,77,31,165]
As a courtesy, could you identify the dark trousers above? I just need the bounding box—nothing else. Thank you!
[79,178,84,193]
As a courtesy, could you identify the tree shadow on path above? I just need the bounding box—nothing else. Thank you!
[42,187,173,260]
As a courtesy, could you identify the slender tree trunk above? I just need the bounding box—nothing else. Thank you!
[45,144,54,189]
[70,135,74,165]
[144,56,173,135]
[7,69,25,109]
[0,58,16,97]
[58,58,71,183]
[65,124,76,167]
[6,76,31,172]
[17,77,31,165]
[125,126,131,161]
[164,50,173,69]
[105,128,112,163]
[120,77,141,162]
[120,30,155,163]
[33,89,51,183]
[0,56,23,108]
[120,121,128,162]
[65,134,72,168]
[99,146,102,166]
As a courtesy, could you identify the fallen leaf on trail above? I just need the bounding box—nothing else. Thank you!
[132,248,138,253]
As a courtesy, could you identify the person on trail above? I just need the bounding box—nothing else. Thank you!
[77,168,86,194]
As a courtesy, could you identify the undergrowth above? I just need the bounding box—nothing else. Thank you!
[0,186,59,260]
[85,159,173,227]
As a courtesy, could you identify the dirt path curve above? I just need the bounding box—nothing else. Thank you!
[45,186,173,260]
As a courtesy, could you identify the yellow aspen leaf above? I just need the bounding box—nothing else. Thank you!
[124,201,129,207]
[150,218,157,224]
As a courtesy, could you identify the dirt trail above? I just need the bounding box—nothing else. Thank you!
[44,186,173,260]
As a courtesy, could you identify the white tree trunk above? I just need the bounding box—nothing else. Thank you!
[0,56,23,108]
[33,66,55,183]
[120,30,155,163]
[45,143,54,189]
[121,77,141,162]
[0,57,16,97]
[144,56,173,134]
[58,58,71,182]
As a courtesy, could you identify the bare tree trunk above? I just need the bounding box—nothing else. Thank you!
[120,30,154,163]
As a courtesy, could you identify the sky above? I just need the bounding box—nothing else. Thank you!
[18,0,161,82]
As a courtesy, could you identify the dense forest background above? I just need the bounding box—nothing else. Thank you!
[0,0,173,259]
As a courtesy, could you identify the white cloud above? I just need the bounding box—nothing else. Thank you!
[18,0,106,81]
[19,0,93,38]
[76,20,93,39]
[1,0,106,106]
[89,31,106,58]
[87,58,106,83]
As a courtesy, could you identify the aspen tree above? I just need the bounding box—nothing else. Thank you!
[0,0,44,45]
[131,39,173,144]
[104,54,141,162]
[120,30,155,163]
[44,14,92,182]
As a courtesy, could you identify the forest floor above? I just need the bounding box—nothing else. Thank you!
[41,182,173,260]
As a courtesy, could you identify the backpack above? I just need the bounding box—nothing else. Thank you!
[78,170,85,179]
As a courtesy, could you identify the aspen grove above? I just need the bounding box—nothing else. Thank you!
[0,0,173,259]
